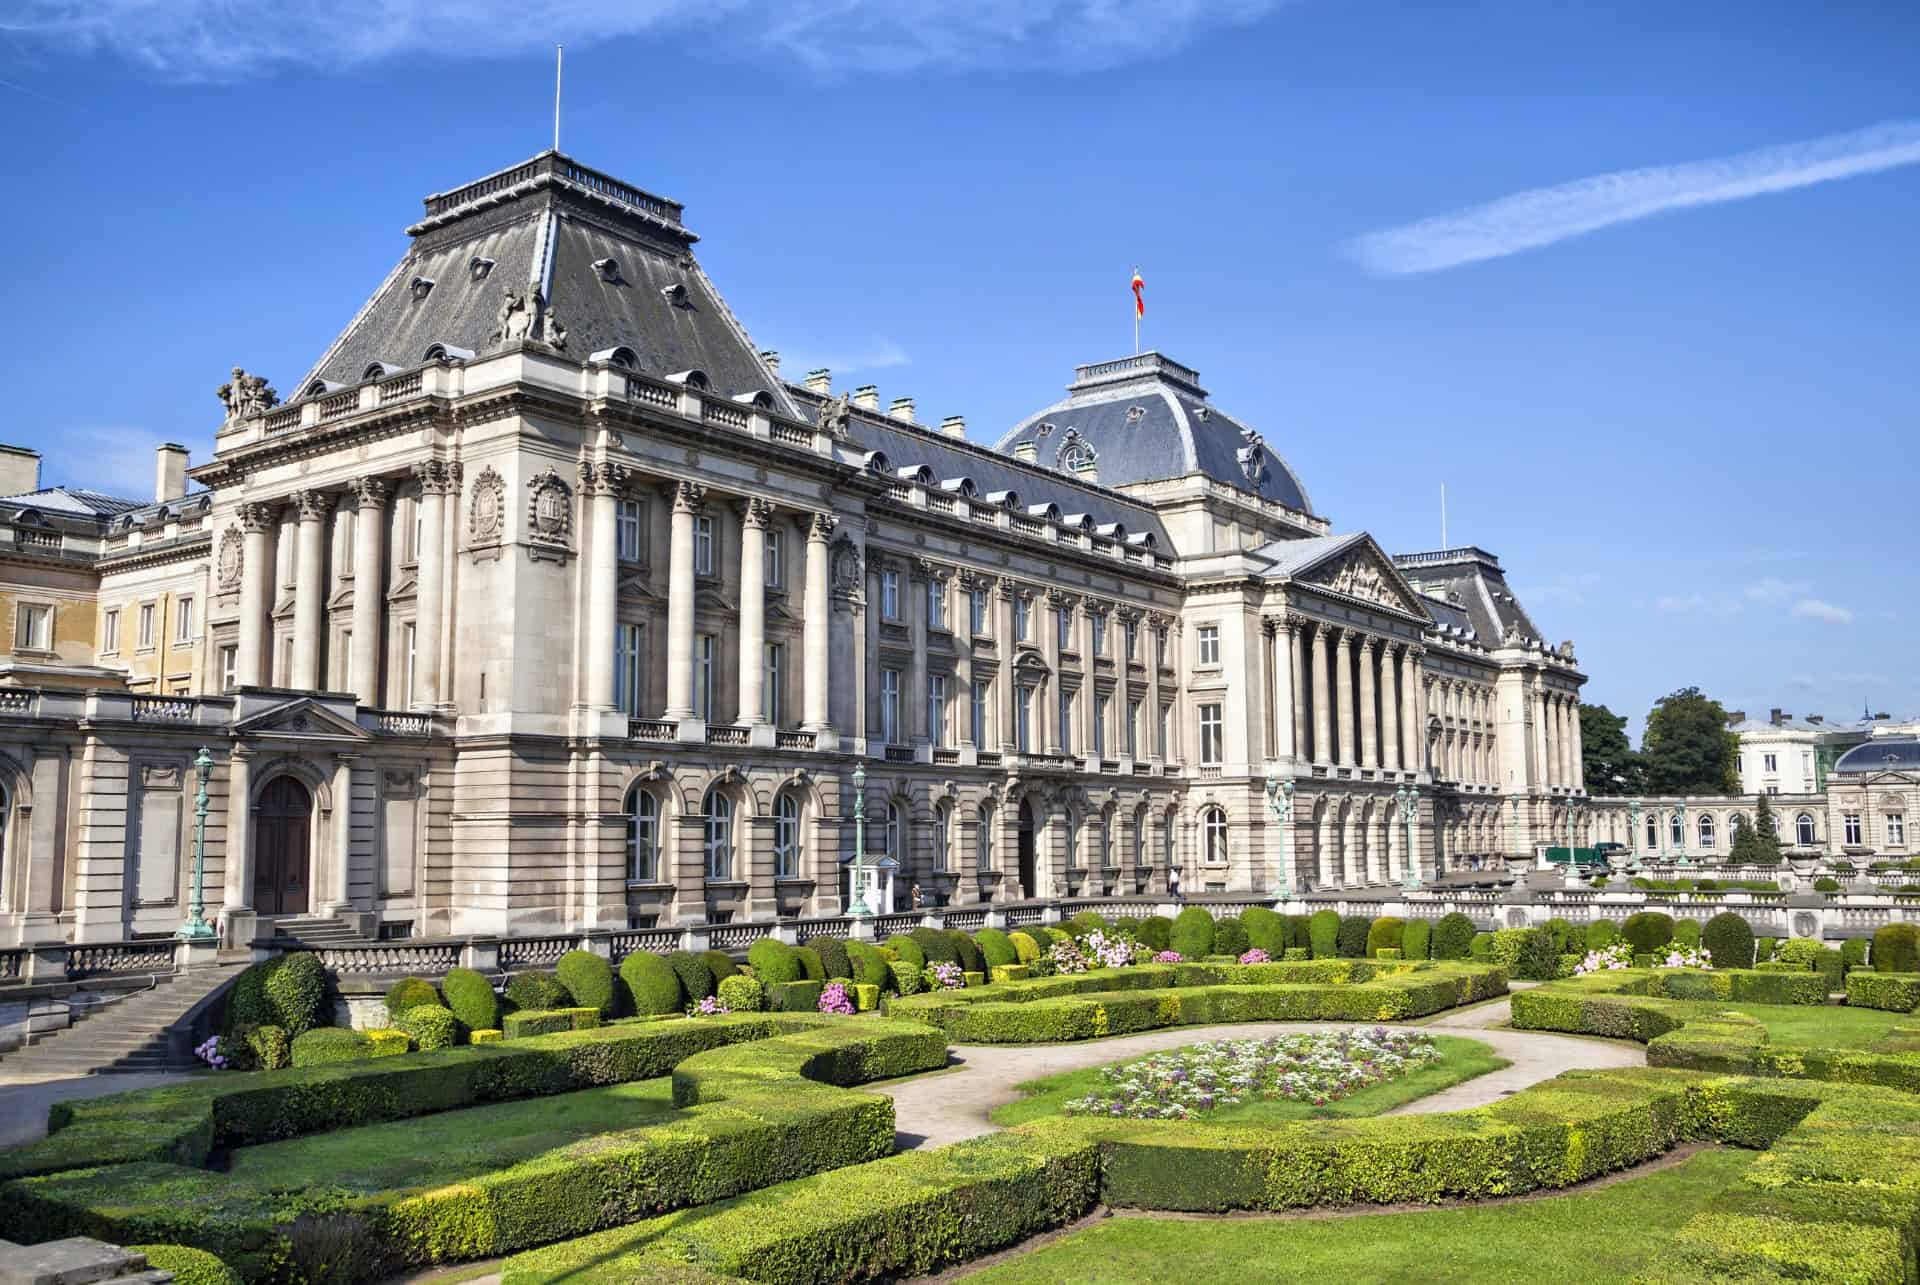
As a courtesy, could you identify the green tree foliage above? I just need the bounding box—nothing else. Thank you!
[1701,912,1756,968]
[1580,703,1645,794]
[747,939,801,984]
[1431,912,1475,960]
[618,950,682,1015]
[1874,923,1919,974]
[1170,907,1215,959]
[1622,912,1675,954]
[555,950,617,1017]
[1135,916,1172,951]
[1751,795,1783,864]
[1212,917,1250,958]
[1642,687,1740,794]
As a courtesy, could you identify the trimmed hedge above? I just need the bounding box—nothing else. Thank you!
[886,934,928,971]
[748,939,802,985]
[442,967,500,1033]
[1365,917,1404,958]
[716,975,764,1013]
[949,932,986,975]
[504,971,569,1013]
[844,941,892,992]
[1846,971,1920,1013]
[811,937,851,981]
[702,950,739,982]
[1875,923,1920,974]
[239,1025,289,1071]
[620,951,683,1016]
[1211,918,1250,959]
[668,951,717,1002]
[555,951,617,1018]
[130,1246,242,1285]
[471,1030,503,1045]
[1432,912,1474,960]
[1400,920,1430,962]
[1335,915,1370,959]
[973,928,1017,970]
[793,946,826,982]
[396,1005,460,1051]
[289,1027,410,1067]
[501,1007,601,1039]
[1170,907,1215,960]
[888,962,922,996]
[258,954,327,1037]
[1586,919,1619,949]
[768,980,825,1013]
[1842,937,1869,973]
[1701,912,1755,969]
[1622,911,1675,954]
[1239,907,1283,955]
[909,927,957,966]
[1135,916,1171,951]
[1673,919,1702,950]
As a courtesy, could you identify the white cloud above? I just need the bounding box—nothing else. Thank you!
[1344,119,1920,276]
[38,425,176,499]
[0,0,1282,80]
[1517,572,1600,609]
[1745,577,1808,604]
[777,337,912,379]
[1653,592,1742,618]
[1792,598,1855,625]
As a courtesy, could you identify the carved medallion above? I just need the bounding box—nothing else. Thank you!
[469,466,507,543]
[527,468,573,545]
[216,527,243,589]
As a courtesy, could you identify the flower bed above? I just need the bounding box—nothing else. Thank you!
[1063,1029,1439,1120]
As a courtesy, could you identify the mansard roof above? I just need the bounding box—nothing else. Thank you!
[1834,737,1920,775]
[1393,546,1544,649]
[297,151,797,418]
[0,486,146,521]
[992,353,1314,513]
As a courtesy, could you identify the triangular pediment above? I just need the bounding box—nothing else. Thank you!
[233,697,373,742]
[617,571,663,601]
[1294,536,1428,619]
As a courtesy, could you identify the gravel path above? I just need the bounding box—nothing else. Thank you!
[0,1071,195,1149]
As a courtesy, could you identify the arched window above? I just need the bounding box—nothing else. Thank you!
[1163,809,1176,867]
[1796,813,1817,847]
[1133,805,1147,868]
[1698,814,1716,848]
[626,788,658,882]
[884,802,903,861]
[1670,812,1684,848]
[1645,813,1658,849]
[1202,805,1229,865]
[932,804,951,873]
[703,790,733,880]
[1063,812,1079,868]
[773,792,801,879]
[1098,811,1113,869]
[976,804,994,871]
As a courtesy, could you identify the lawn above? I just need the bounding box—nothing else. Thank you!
[1722,1001,1911,1050]
[226,1077,679,1192]
[960,1146,1758,1283]
[989,1034,1506,1127]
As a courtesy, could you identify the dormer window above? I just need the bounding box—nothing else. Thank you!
[408,276,435,301]
[469,256,496,282]
[593,257,622,283]
[661,282,689,306]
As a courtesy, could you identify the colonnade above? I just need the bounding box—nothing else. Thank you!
[1270,615,1420,775]
[1536,687,1583,790]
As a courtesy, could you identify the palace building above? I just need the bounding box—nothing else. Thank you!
[0,150,1595,949]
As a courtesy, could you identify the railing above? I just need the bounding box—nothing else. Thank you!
[868,912,923,937]
[794,917,852,941]
[609,929,680,959]
[372,709,433,737]
[0,949,22,981]
[424,157,545,216]
[932,748,960,766]
[379,372,424,403]
[0,689,38,716]
[317,940,461,976]
[708,921,774,950]
[498,935,576,970]
[884,745,914,763]
[976,752,1003,767]
[627,377,678,408]
[771,422,813,446]
[264,406,301,434]
[17,528,59,548]
[707,726,749,747]
[557,160,685,225]
[703,400,748,430]
[319,390,359,422]
[63,941,177,978]
[775,731,816,751]
[130,697,198,723]
[629,719,675,741]
[944,909,987,930]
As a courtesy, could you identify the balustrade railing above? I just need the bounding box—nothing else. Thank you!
[497,935,576,970]
[64,941,177,978]
[775,731,816,750]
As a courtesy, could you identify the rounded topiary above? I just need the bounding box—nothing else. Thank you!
[1674,919,1702,950]
[1241,907,1284,955]
[1136,915,1172,951]
[555,950,617,1017]
[886,933,928,971]
[1777,938,1824,970]
[1211,916,1249,958]
[947,930,986,974]
[1067,911,1108,938]
[668,950,717,1000]
[1469,932,1493,960]
[910,926,958,966]
[1432,912,1476,960]
[262,952,327,1036]
[504,970,569,1012]
[1336,915,1371,958]
[747,939,802,985]
[384,975,443,1017]
[703,949,739,982]
[1007,931,1041,965]
[1702,912,1756,969]
[793,946,826,981]
[1170,906,1215,959]
[396,1004,458,1050]
[974,928,1018,969]
[1842,937,1869,973]
[1366,917,1406,958]
[1587,919,1620,950]
[619,950,683,1015]
[441,966,500,1033]
[1814,876,1842,893]
[131,1247,242,1285]
[1401,919,1431,961]
[1284,915,1312,950]
[1622,912,1676,954]
[1544,918,1576,954]
[1874,923,1920,974]
[717,974,764,1012]
[811,937,852,980]
[241,1024,290,1070]
[845,940,893,991]
[1308,909,1341,959]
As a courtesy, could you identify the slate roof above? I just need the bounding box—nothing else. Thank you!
[991,353,1314,513]
[1834,738,1920,774]
[1248,532,1364,577]
[0,487,146,520]
[1392,547,1543,648]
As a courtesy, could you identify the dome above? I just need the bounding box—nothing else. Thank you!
[1833,738,1920,774]
[991,353,1313,513]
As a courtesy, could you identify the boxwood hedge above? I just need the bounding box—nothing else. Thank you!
[1846,970,1920,1013]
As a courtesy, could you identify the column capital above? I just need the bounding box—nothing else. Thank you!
[672,480,707,514]
[914,556,951,582]
[350,476,391,509]
[1045,587,1078,611]
[1333,627,1353,652]
[808,510,838,541]
[996,575,1020,600]
[741,496,774,529]
[238,501,278,532]
[582,460,631,497]
[412,458,458,495]
[289,489,334,522]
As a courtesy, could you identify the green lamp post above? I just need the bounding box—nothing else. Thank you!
[177,747,217,943]
[1628,800,1644,873]
[1508,794,1522,863]
[1396,783,1421,890]
[1674,799,1689,868]
[1263,773,1295,902]
[849,763,872,918]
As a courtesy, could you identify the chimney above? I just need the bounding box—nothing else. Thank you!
[852,385,880,412]
[1807,715,1824,725]
[1769,708,1784,726]
[1725,710,1746,727]
[0,445,41,496]
[1012,441,1038,464]
[760,350,781,376]
[804,368,832,395]
[887,396,915,424]
[940,415,966,439]
[155,443,189,503]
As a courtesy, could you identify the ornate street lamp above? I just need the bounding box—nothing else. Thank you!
[849,763,872,918]
[1674,799,1689,868]
[1628,800,1643,872]
[1396,784,1421,891]
[1508,794,1522,863]
[1263,773,1295,902]
[177,747,217,943]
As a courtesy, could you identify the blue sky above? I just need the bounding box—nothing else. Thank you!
[2,1,1915,738]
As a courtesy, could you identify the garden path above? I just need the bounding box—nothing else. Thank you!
[0,1071,194,1149]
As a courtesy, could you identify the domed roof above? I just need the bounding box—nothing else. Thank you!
[992,353,1314,513]
[1834,738,1920,774]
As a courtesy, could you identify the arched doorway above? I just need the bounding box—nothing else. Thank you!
[254,776,313,916]
[1016,799,1037,899]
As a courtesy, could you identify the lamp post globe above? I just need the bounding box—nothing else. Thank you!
[1264,773,1295,902]
[177,746,217,943]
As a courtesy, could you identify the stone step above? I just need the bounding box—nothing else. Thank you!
[0,964,245,1077]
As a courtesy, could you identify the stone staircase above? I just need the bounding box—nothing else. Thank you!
[0,964,244,1081]
[0,1237,174,1285]
[261,915,372,949]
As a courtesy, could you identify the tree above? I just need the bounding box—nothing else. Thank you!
[1750,794,1782,864]
[1580,703,1644,795]
[1642,687,1740,795]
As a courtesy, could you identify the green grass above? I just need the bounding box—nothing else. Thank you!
[961,1147,1757,1283]
[227,1078,679,1193]
[1718,1002,1911,1050]
[988,1035,1506,1128]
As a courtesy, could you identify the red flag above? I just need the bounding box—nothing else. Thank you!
[1131,270,1145,318]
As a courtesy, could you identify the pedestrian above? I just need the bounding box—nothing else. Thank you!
[1168,864,1183,901]
[909,881,923,909]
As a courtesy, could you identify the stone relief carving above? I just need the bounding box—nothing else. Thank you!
[526,468,573,546]
[468,466,507,543]
[141,763,182,788]
[217,367,278,426]
[1319,550,1405,610]
[1236,426,1268,486]
[830,537,863,593]
[1056,427,1096,473]
[216,527,243,589]
[815,391,852,437]
[491,285,568,349]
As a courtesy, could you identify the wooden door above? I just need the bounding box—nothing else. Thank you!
[253,776,312,916]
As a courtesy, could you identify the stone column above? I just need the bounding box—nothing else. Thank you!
[802,513,835,731]
[1570,697,1585,791]
[1286,617,1306,762]
[1381,642,1401,773]
[1401,647,1421,773]
[348,478,388,705]
[999,579,1019,751]
[1560,697,1576,790]
[664,481,705,719]
[908,562,931,744]
[1533,687,1552,789]
[1310,622,1331,765]
[1358,635,1379,770]
[738,498,771,725]
[326,753,354,913]
[582,462,627,712]
[1147,611,1166,762]
[1334,629,1355,768]
[1041,591,1064,754]
[222,748,253,911]
[289,490,330,690]
[955,576,976,749]
[411,461,451,708]
[236,502,276,687]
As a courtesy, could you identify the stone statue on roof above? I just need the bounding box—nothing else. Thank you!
[217,366,279,425]
[816,391,852,437]
[492,287,533,345]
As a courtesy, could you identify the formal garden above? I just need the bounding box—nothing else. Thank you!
[5,905,1920,1282]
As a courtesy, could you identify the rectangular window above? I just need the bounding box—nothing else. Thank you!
[402,623,417,704]
[928,675,947,747]
[1090,612,1105,657]
[969,588,988,636]
[882,569,900,620]
[694,515,715,576]
[616,499,643,562]
[923,580,942,629]
[1889,814,1907,846]
[100,608,120,655]
[1767,785,1780,796]
[1058,687,1073,754]
[1199,703,1224,764]
[175,597,194,643]
[764,642,783,724]
[1015,595,1031,641]
[1158,703,1170,758]
[1844,813,1862,846]
[1127,697,1141,758]
[1197,624,1220,666]
[219,644,238,694]
[614,623,644,716]
[1017,685,1033,752]
[764,527,783,587]
[137,603,156,649]
[1156,625,1169,666]
[971,679,988,746]
[695,634,715,720]
[1094,694,1108,756]
[881,668,902,744]
[1126,619,1138,660]
[1056,607,1071,651]
[1763,752,1778,773]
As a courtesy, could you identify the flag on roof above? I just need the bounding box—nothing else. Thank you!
[1131,269,1145,318]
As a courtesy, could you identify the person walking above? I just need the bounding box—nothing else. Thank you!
[1168,864,1183,901]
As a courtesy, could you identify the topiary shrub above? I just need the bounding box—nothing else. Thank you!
[1309,909,1342,959]
[1285,915,1313,951]
[1586,919,1620,950]
[716,974,763,1013]
[289,1027,407,1067]
[1702,912,1757,969]
[619,950,682,1015]
[395,1004,458,1050]
[130,1246,241,1285]
[241,1024,290,1070]
[1842,937,1868,973]
[1241,907,1285,955]
[1170,907,1215,959]
[1366,917,1405,957]
[1401,919,1431,961]
[555,950,617,1017]
[261,952,327,1036]
[747,939,802,985]
[889,960,924,995]
[910,926,958,966]
[1432,912,1475,960]
[845,940,893,992]
[1814,876,1842,893]
[811,937,852,980]
[1212,917,1250,959]
[793,946,826,981]
[1622,911,1676,954]
[1067,911,1108,938]
[1544,918,1576,954]
[384,975,442,1018]
[886,934,928,971]
[441,967,499,1033]
[1674,919,1702,950]
[1135,916,1172,951]
[1007,932,1040,965]
[1490,927,1559,980]
[1776,938,1823,970]
[1469,932,1493,961]
[1336,915,1371,958]
[947,931,986,974]
[1875,923,1920,974]
[504,970,569,1012]
[668,950,717,1000]
[702,949,739,982]
[974,928,1017,969]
